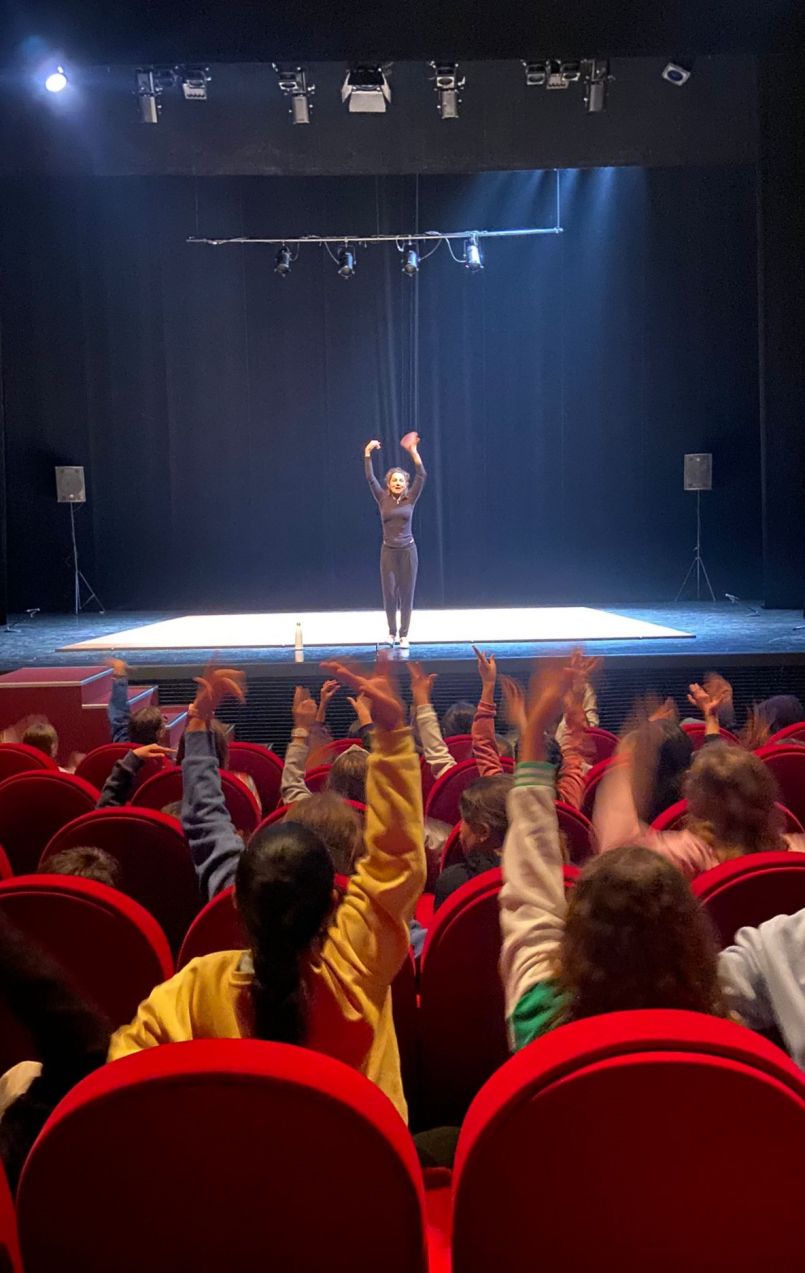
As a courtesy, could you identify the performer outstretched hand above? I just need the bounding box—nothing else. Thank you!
[364,439,381,458]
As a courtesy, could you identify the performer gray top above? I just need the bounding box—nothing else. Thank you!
[364,455,427,547]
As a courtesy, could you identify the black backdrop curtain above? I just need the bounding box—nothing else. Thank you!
[0,164,760,613]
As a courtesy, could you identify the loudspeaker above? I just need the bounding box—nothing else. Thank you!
[55,466,86,504]
[683,453,712,492]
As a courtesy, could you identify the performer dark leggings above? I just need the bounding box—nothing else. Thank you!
[380,543,418,637]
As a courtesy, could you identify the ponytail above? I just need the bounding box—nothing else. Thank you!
[235,823,335,1046]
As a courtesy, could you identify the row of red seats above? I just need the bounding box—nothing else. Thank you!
[1,849,804,1130]
[4,1009,805,1271]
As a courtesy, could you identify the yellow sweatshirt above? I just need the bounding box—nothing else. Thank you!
[108,725,426,1121]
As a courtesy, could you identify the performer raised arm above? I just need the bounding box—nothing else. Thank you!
[363,433,426,649]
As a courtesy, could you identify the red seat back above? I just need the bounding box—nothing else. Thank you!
[439,822,464,872]
[681,721,741,749]
[42,807,201,951]
[583,726,618,764]
[0,875,172,1072]
[252,799,366,838]
[765,723,805,746]
[0,771,99,874]
[580,756,621,821]
[755,745,805,826]
[0,743,57,781]
[227,742,283,813]
[305,737,360,770]
[692,851,805,947]
[443,734,474,763]
[452,1010,805,1273]
[131,765,260,833]
[0,1162,21,1272]
[75,743,166,792]
[555,801,596,865]
[419,869,508,1125]
[17,1039,429,1273]
[425,757,514,826]
[304,763,332,793]
[652,798,803,835]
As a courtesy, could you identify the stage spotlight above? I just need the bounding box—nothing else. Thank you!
[662,61,691,86]
[523,61,546,87]
[337,246,356,278]
[136,69,160,123]
[44,65,68,93]
[401,242,419,276]
[274,64,315,124]
[464,234,483,273]
[180,67,210,101]
[583,59,610,113]
[274,245,293,276]
[431,62,464,119]
[545,59,581,90]
[341,66,391,113]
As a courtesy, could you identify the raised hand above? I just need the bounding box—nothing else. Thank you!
[106,657,128,679]
[472,646,497,702]
[688,680,730,721]
[704,672,734,718]
[400,431,420,453]
[408,661,437,708]
[316,679,340,723]
[190,666,246,722]
[500,675,527,736]
[364,439,381,457]
[292,685,318,731]
[648,696,679,723]
[321,654,404,733]
[347,692,373,728]
[521,658,576,764]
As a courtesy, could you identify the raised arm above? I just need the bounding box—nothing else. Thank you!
[401,432,427,502]
[472,647,503,776]
[181,668,247,901]
[318,658,426,1011]
[363,439,383,503]
[499,658,576,1051]
[410,661,455,779]
[97,743,174,808]
[106,658,131,743]
[280,686,324,805]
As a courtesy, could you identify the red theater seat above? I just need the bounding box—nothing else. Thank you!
[766,722,805,746]
[451,1011,805,1273]
[42,806,201,951]
[0,1162,21,1273]
[651,798,803,835]
[131,765,260,833]
[75,742,167,791]
[17,1040,433,1273]
[227,742,283,812]
[681,721,741,749]
[305,737,359,770]
[583,726,618,764]
[252,798,366,836]
[755,745,805,826]
[443,734,474,763]
[555,801,596,865]
[0,874,172,1072]
[303,763,332,793]
[0,743,58,781]
[692,851,805,947]
[580,756,622,821]
[0,770,99,874]
[425,757,514,827]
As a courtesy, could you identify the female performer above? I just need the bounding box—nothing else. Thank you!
[363,432,426,649]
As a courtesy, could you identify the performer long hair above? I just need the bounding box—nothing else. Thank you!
[363,432,427,648]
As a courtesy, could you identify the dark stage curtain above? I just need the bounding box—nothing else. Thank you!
[0,165,760,613]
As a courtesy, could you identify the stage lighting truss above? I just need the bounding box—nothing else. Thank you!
[188,170,564,277]
[341,65,392,113]
[136,65,211,121]
[274,64,315,124]
[430,62,465,119]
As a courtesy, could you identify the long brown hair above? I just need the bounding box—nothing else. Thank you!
[684,742,785,860]
[556,845,726,1023]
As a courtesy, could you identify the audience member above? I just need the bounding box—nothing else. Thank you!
[21,721,59,763]
[106,659,169,747]
[40,846,121,888]
[108,661,426,1122]
[433,773,513,910]
[440,701,475,738]
[283,792,363,876]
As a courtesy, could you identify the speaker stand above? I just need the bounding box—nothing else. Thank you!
[675,490,716,602]
[67,502,105,616]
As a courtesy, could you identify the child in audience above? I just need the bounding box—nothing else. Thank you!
[22,721,59,763]
[96,741,175,808]
[280,682,368,805]
[499,655,727,1051]
[283,793,363,876]
[106,659,169,747]
[433,774,513,910]
[440,701,475,738]
[594,679,805,877]
[40,846,120,888]
[108,661,426,1122]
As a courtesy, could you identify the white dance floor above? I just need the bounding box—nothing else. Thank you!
[65,607,691,651]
